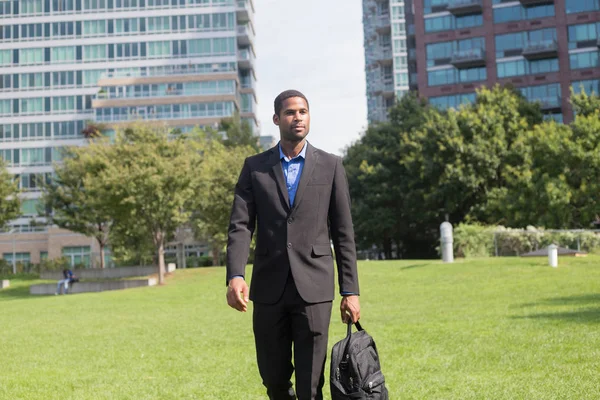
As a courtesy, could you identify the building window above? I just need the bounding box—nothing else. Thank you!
[519,83,561,108]
[83,0,108,10]
[0,50,12,66]
[83,20,107,36]
[62,246,91,268]
[20,0,43,14]
[21,199,41,216]
[427,37,485,67]
[116,18,140,34]
[0,1,12,16]
[424,0,449,15]
[53,0,75,12]
[51,46,76,63]
[572,79,600,95]
[495,28,556,59]
[20,98,44,115]
[19,48,44,65]
[148,41,171,58]
[83,70,106,86]
[565,0,600,14]
[428,66,486,86]
[52,96,76,113]
[52,22,75,37]
[84,45,107,61]
[429,93,476,110]
[147,16,170,32]
[493,4,554,24]
[0,99,11,116]
[497,58,559,78]
[568,23,600,49]
[3,253,31,267]
[569,51,600,70]
[20,73,44,89]
[425,14,483,33]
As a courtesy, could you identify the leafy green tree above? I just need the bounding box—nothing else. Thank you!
[0,159,21,229]
[344,92,432,258]
[42,143,113,268]
[98,124,203,284]
[191,138,257,265]
[480,91,600,228]
[570,87,600,117]
[220,112,260,151]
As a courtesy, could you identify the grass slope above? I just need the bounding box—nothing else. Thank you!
[1,257,600,399]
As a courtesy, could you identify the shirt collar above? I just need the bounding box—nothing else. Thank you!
[279,142,307,162]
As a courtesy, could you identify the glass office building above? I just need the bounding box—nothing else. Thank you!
[363,0,416,123]
[364,0,600,123]
[0,0,257,266]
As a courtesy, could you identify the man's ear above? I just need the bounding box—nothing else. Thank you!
[272,113,280,126]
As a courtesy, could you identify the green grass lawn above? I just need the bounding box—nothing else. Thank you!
[1,257,600,399]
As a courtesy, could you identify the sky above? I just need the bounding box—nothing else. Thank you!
[254,0,368,156]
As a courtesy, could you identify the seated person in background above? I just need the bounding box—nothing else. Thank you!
[55,268,76,295]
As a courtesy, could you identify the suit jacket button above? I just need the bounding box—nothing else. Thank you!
[287,243,292,249]
[287,218,293,224]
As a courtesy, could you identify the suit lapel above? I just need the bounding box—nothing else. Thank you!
[269,146,291,211]
[291,142,318,213]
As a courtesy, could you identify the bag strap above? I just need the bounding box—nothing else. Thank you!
[341,320,363,367]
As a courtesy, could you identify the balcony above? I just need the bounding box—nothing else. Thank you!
[238,48,255,69]
[236,0,255,23]
[518,0,553,6]
[95,110,235,124]
[447,0,483,16]
[376,47,393,64]
[99,64,237,81]
[522,40,558,60]
[237,24,255,47]
[450,48,486,68]
[375,14,391,33]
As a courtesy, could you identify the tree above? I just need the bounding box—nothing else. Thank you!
[191,138,257,265]
[344,92,433,258]
[97,124,203,284]
[0,159,21,229]
[479,91,600,228]
[42,143,113,268]
[220,112,260,151]
[570,87,600,117]
[344,86,545,257]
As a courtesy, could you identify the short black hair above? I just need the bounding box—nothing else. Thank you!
[274,90,309,117]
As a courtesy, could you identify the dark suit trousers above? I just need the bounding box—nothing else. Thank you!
[253,274,333,400]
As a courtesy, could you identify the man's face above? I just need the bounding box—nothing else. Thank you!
[273,97,310,142]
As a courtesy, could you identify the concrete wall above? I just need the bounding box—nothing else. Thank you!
[41,265,158,280]
[30,278,157,295]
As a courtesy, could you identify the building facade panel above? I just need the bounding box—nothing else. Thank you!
[0,0,258,267]
[366,0,600,123]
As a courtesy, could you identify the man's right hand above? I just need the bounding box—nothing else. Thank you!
[226,277,250,312]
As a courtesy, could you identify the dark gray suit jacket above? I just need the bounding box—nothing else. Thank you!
[226,142,359,304]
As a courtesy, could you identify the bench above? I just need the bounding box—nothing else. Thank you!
[30,278,157,295]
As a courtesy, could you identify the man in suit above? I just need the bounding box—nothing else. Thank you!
[226,89,360,400]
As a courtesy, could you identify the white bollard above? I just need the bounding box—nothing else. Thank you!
[440,222,454,263]
[548,244,558,268]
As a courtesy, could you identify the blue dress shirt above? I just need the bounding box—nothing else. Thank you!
[279,142,306,207]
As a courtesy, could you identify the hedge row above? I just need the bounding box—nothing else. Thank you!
[453,224,600,258]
